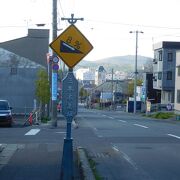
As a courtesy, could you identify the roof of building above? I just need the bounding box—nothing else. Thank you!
[0,29,49,67]
[153,41,180,50]
[96,66,106,72]
[93,80,128,94]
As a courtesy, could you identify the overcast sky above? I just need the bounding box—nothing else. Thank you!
[1,0,180,61]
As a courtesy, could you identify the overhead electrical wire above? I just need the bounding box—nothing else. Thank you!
[86,19,180,30]
[57,0,68,27]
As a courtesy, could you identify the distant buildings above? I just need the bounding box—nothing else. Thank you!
[106,71,127,80]
[95,66,106,86]
[75,68,95,83]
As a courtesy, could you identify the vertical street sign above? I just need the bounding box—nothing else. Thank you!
[62,70,78,122]
[52,72,57,101]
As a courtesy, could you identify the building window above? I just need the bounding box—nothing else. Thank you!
[158,72,162,80]
[10,67,17,75]
[167,52,173,61]
[167,71,172,80]
[159,51,162,61]
[177,90,180,103]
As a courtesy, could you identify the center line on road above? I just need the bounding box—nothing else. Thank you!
[25,129,40,136]
[134,124,149,129]
[118,120,127,123]
[167,134,180,139]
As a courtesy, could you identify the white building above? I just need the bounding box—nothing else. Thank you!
[75,68,95,84]
[75,68,89,80]
[175,51,180,114]
[106,71,127,80]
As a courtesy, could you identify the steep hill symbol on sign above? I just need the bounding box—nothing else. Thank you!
[60,41,83,54]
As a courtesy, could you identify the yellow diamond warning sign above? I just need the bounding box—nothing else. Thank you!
[49,25,93,68]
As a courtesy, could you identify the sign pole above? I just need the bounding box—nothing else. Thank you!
[61,68,78,180]
[49,14,93,180]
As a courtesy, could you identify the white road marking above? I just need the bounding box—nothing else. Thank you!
[167,134,180,139]
[112,145,138,170]
[108,116,114,119]
[25,129,40,136]
[98,135,103,138]
[93,127,97,131]
[55,132,66,134]
[134,124,149,129]
[102,114,107,117]
[118,120,127,123]
[112,146,119,152]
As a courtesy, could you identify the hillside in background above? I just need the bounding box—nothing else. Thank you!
[76,55,153,72]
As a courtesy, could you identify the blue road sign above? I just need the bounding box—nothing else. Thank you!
[52,73,57,100]
[62,71,78,122]
[52,63,59,70]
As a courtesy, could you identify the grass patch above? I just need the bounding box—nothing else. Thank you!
[41,116,51,123]
[147,112,175,119]
[88,157,103,180]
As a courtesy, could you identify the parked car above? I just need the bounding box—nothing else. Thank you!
[0,100,13,127]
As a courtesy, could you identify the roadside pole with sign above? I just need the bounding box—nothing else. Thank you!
[49,14,93,180]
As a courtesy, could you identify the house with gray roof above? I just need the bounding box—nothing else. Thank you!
[0,29,49,113]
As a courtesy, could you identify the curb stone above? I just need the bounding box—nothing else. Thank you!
[77,147,95,180]
[0,144,5,153]
[0,144,3,152]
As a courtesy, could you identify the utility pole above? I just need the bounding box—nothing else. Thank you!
[129,30,143,113]
[51,0,58,127]
[111,68,114,110]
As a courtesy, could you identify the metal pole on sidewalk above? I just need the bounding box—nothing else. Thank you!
[51,0,58,127]
[129,30,143,113]
[59,14,84,180]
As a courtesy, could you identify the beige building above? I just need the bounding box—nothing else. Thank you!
[175,51,180,114]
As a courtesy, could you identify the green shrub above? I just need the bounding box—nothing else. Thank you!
[41,116,50,123]
[149,112,174,119]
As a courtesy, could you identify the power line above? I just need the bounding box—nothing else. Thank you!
[87,19,180,30]
[57,0,68,27]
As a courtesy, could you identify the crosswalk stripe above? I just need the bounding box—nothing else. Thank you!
[25,129,40,136]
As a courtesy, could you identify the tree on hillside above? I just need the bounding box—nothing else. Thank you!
[127,79,143,97]
[35,69,50,119]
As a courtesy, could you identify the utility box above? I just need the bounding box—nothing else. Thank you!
[127,101,141,113]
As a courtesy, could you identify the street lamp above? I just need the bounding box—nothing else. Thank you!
[129,30,143,113]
